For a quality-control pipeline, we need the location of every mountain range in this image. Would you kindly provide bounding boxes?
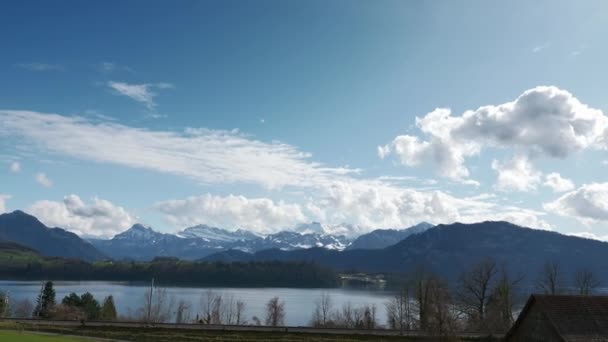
[203,221,608,285]
[88,222,355,261]
[3,210,608,287]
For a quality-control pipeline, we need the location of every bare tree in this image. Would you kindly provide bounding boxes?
[356,304,377,329]
[265,297,285,326]
[198,291,247,325]
[175,300,191,323]
[199,290,217,324]
[575,268,600,295]
[333,302,355,328]
[410,268,457,336]
[310,292,333,327]
[235,300,246,325]
[456,258,498,329]
[141,287,174,323]
[486,267,525,331]
[537,261,561,295]
[11,298,34,319]
[386,287,414,330]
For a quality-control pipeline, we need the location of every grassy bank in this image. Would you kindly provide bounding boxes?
[0,321,501,342]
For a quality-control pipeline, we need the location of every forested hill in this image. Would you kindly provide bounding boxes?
[205,221,608,285]
[0,244,338,287]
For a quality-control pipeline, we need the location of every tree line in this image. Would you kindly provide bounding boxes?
[0,258,337,287]
[0,258,601,335]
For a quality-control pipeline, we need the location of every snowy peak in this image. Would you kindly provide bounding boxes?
[263,230,352,251]
[177,224,259,242]
[113,224,163,241]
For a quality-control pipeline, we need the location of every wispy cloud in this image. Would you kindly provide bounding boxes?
[0,194,10,213]
[0,110,356,190]
[15,63,65,71]
[98,62,133,73]
[532,42,550,53]
[9,161,21,173]
[107,81,173,109]
[35,172,53,187]
[0,109,556,233]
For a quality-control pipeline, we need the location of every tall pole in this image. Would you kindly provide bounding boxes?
[147,277,154,323]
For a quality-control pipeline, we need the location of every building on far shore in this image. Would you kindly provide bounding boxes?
[505,294,608,342]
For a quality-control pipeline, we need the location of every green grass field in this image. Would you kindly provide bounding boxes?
[0,330,93,342]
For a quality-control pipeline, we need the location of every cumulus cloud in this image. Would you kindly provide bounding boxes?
[380,86,608,183]
[9,161,21,173]
[28,194,135,237]
[35,172,53,187]
[154,194,307,234]
[305,180,552,232]
[0,194,10,213]
[544,183,608,223]
[491,155,542,192]
[1,110,554,234]
[543,172,575,193]
[0,110,357,190]
[108,81,173,109]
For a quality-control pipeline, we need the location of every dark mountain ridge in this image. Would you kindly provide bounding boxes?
[204,221,608,285]
[346,222,433,250]
[0,210,106,261]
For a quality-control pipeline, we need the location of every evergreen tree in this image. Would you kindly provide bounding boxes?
[62,293,82,307]
[100,295,117,321]
[80,292,100,320]
[33,281,56,319]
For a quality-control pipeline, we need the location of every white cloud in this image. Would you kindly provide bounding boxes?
[108,81,173,109]
[377,144,391,159]
[28,194,135,237]
[154,194,307,234]
[35,172,53,188]
[543,172,575,193]
[544,183,608,224]
[0,194,10,213]
[1,110,553,234]
[15,63,64,71]
[532,42,550,53]
[9,161,21,173]
[0,110,357,190]
[567,231,608,242]
[380,86,608,183]
[305,180,551,234]
[155,184,552,236]
[491,155,542,192]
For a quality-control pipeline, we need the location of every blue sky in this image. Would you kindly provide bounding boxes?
[1,0,607,239]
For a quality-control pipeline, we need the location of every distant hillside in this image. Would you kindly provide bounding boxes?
[0,211,106,261]
[205,221,608,285]
[346,222,433,250]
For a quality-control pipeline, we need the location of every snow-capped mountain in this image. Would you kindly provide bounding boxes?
[346,222,434,250]
[113,224,162,241]
[237,231,352,252]
[177,224,259,242]
[90,222,429,261]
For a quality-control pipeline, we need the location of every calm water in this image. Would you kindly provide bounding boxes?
[0,281,395,326]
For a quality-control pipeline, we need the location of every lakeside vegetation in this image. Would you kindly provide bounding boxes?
[0,244,338,287]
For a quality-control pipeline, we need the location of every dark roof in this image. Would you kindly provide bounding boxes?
[507,294,608,341]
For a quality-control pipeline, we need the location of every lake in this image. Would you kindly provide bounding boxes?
[0,281,396,326]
